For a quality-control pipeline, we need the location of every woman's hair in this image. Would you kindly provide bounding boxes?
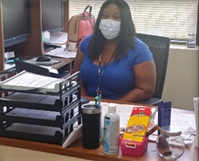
[88,0,136,61]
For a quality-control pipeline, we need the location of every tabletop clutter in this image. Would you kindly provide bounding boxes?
[81,102,158,157]
[80,100,196,160]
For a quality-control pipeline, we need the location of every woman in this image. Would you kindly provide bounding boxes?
[72,0,156,103]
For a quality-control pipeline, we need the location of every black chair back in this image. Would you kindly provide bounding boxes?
[136,33,170,104]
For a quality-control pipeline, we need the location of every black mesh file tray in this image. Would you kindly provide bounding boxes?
[0,120,79,145]
[0,92,80,113]
[0,72,82,145]
[0,70,80,95]
[1,100,81,128]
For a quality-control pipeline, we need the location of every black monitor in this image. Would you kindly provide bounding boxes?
[2,0,31,48]
[41,0,64,33]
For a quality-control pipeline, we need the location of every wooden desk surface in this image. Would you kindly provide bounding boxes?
[0,98,198,161]
[0,136,198,161]
[50,57,74,70]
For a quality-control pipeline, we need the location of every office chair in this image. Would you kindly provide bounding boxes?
[136,33,170,105]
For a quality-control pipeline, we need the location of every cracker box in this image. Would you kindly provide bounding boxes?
[123,107,151,142]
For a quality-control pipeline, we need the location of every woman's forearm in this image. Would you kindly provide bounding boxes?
[117,88,153,103]
[80,81,88,96]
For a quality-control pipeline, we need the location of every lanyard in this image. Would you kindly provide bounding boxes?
[96,47,118,96]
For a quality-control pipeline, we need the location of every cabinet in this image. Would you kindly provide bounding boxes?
[0,0,69,72]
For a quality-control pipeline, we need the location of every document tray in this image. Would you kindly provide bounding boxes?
[0,122,79,145]
[0,91,80,112]
[0,70,79,95]
[0,72,82,145]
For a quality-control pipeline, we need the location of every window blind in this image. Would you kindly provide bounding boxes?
[69,0,198,41]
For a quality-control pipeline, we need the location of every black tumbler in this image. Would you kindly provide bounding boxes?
[82,104,101,149]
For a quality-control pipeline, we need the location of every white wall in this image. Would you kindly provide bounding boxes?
[162,45,199,111]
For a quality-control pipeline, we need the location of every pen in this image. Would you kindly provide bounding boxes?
[98,94,101,108]
[145,125,160,137]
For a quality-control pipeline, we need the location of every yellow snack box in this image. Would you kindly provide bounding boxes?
[123,107,151,142]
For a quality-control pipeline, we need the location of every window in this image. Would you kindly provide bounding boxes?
[69,0,198,43]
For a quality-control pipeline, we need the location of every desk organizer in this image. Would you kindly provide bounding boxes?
[120,136,149,157]
[0,72,81,145]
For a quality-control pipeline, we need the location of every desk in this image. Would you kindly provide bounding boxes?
[0,98,198,161]
[50,57,74,77]
[51,57,74,72]
[0,57,74,80]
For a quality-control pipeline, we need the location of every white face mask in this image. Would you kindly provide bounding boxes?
[99,19,121,40]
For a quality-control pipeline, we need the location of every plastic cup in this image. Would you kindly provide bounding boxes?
[81,104,101,149]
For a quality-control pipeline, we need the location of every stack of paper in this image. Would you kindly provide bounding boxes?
[44,32,68,46]
[26,58,60,66]
[45,47,77,58]
[0,70,64,93]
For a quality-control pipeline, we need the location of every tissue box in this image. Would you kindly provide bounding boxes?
[120,136,149,157]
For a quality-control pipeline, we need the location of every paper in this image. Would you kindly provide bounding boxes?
[62,125,82,148]
[149,134,158,142]
[171,109,196,132]
[0,70,64,93]
[193,97,199,148]
[89,101,156,130]
[26,58,60,66]
[45,47,77,58]
[4,63,15,70]
[98,102,133,129]
[4,51,15,59]
[181,126,196,147]
[40,66,58,74]
[44,32,68,45]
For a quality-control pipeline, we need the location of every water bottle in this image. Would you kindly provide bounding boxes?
[43,30,50,41]
[103,103,120,154]
[186,32,196,48]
